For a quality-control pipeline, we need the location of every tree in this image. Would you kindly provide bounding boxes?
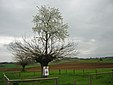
[9,42,32,72]
[8,6,78,77]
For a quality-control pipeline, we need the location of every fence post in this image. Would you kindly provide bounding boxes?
[66,69,67,74]
[19,72,21,77]
[95,69,97,78]
[83,69,84,76]
[90,75,92,85]
[3,73,5,85]
[73,69,75,75]
[112,70,113,78]
[74,80,76,85]
[59,69,61,75]
[55,78,58,85]
[3,75,6,85]
[34,72,35,76]
[3,73,10,85]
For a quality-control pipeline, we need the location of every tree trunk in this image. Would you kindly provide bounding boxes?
[40,63,49,78]
[41,64,43,77]
[45,31,48,55]
[22,65,25,72]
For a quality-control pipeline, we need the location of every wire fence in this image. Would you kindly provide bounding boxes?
[3,69,113,85]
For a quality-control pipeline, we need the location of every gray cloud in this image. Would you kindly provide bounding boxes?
[0,0,113,62]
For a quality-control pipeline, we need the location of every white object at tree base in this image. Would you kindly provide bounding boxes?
[43,66,49,76]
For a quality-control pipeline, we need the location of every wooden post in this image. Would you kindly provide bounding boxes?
[19,72,21,77]
[34,72,35,76]
[66,69,67,74]
[90,75,92,85]
[59,69,61,75]
[3,74,6,85]
[112,70,113,78]
[83,69,84,76]
[73,69,75,75]
[4,77,7,85]
[74,80,76,85]
[3,73,10,85]
[55,78,58,85]
[95,69,97,78]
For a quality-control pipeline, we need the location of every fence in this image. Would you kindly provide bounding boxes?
[73,71,113,85]
[56,69,113,76]
[3,69,113,85]
[3,73,58,85]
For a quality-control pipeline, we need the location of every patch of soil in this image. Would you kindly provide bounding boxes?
[49,62,113,70]
[1,62,113,72]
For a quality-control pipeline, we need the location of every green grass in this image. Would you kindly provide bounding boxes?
[0,57,113,69]
[1,68,113,85]
[0,63,19,68]
[0,63,39,69]
[77,58,113,63]
[0,58,113,85]
[0,72,4,85]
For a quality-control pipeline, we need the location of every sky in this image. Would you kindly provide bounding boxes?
[0,0,113,62]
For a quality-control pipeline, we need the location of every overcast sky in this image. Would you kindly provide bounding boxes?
[0,0,113,62]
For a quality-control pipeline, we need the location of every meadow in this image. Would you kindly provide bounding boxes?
[0,58,113,85]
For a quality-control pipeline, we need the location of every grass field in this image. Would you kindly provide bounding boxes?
[1,68,113,85]
[0,57,113,69]
[0,58,113,85]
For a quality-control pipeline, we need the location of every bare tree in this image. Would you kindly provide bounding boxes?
[8,6,78,77]
[9,42,32,72]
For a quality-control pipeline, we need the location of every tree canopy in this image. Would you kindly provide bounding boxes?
[8,6,78,76]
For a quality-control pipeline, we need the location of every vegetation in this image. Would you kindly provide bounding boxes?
[1,68,113,85]
[0,58,113,85]
[8,5,77,77]
[0,57,113,69]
